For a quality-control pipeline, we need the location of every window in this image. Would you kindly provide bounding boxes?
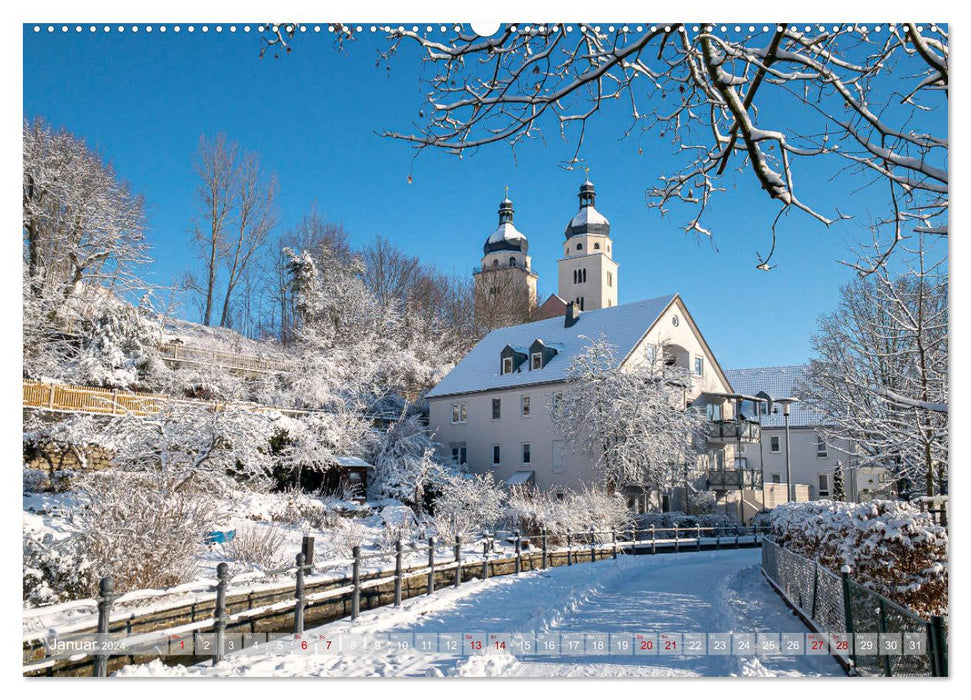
[522,443,531,465]
[492,398,501,420]
[706,403,722,421]
[594,242,601,250]
[576,243,583,251]
[565,246,569,256]
[607,271,612,287]
[492,444,501,465]
[509,257,517,267]
[818,474,829,496]
[694,356,704,376]
[450,402,467,424]
[735,457,748,469]
[492,259,498,268]
[451,444,467,465]
[521,395,531,418]
[771,474,781,484]
[770,436,781,453]
[502,357,513,375]
[816,435,828,457]
[739,443,746,454]
[531,352,542,370]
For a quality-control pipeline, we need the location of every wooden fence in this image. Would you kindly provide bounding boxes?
[23,526,766,677]
[159,343,291,374]
[23,380,311,418]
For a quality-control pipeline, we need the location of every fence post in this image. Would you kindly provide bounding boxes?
[696,525,702,552]
[811,561,819,619]
[427,537,436,595]
[213,562,229,665]
[301,534,315,573]
[734,524,740,549]
[878,599,892,677]
[351,546,361,620]
[294,554,306,634]
[541,528,548,569]
[566,529,572,566]
[651,525,656,555]
[589,527,596,563]
[515,530,522,574]
[715,526,721,550]
[674,525,680,553]
[394,538,403,607]
[929,615,947,677]
[840,565,856,672]
[630,526,637,555]
[454,535,462,588]
[483,540,490,580]
[93,577,114,677]
[612,529,618,559]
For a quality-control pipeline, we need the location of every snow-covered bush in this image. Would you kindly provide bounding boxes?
[226,525,289,574]
[23,467,75,494]
[431,472,504,542]
[505,486,632,541]
[268,491,340,529]
[75,298,165,390]
[328,517,370,559]
[366,413,450,512]
[687,489,718,515]
[23,528,90,606]
[634,511,732,530]
[769,500,948,617]
[75,472,211,594]
[377,505,420,549]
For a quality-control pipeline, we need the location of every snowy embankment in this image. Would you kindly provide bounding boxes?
[117,549,842,678]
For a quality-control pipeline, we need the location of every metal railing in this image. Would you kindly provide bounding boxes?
[761,537,947,677]
[707,468,764,489]
[709,418,761,443]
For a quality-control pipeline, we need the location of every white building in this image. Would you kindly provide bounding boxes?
[426,294,744,505]
[724,365,892,503]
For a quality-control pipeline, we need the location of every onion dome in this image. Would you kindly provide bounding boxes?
[483,197,529,254]
[564,179,611,239]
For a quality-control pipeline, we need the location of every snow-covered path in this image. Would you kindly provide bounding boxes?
[118,550,843,678]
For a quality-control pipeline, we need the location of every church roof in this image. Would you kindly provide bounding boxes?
[484,197,529,255]
[565,180,611,238]
[426,295,677,398]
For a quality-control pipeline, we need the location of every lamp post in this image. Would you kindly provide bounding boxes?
[776,397,799,502]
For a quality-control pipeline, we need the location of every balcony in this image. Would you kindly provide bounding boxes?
[708,418,761,443]
[707,469,764,490]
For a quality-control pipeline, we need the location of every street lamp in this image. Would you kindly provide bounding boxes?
[775,397,800,503]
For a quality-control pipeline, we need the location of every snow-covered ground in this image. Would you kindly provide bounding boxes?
[117,549,843,678]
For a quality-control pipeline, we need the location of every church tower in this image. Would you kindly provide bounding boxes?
[473,196,538,331]
[557,180,619,311]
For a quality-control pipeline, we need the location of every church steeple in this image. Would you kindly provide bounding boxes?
[558,179,618,311]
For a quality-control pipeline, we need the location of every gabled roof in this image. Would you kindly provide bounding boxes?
[426,295,677,399]
[724,365,826,428]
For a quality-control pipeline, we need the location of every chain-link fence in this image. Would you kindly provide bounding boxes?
[761,537,947,677]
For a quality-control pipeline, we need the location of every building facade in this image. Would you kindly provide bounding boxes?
[725,365,892,502]
[427,295,749,505]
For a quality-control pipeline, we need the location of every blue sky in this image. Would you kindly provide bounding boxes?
[22,25,939,369]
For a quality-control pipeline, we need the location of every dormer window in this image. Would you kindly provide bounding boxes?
[502,357,513,375]
[528,339,558,370]
[531,352,542,370]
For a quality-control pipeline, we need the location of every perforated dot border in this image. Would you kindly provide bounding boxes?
[29,23,941,36]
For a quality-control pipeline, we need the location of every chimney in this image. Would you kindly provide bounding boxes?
[565,301,581,328]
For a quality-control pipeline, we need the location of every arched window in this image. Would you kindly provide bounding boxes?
[594,242,601,250]
[576,243,583,251]
[572,270,577,284]
[565,246,569,256]
[492,259,499,268]
[509,257,517,267]
[580,297,585,310]
[581,268,587,283]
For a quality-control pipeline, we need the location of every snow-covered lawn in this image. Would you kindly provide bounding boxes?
[117,549,843,678]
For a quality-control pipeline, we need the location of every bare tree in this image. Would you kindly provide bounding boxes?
[372,24,947,270]
[190,134,238,326]
[361,235,422,307]
[219,151,278,327]
[803,236,947,496]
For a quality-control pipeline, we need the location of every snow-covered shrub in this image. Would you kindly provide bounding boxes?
[687,489,718,515]
[377,505,420,549]
[23,528,90,606]
[270,491,340,529]
[23,467,75,494]
[75,472,211,594]
[769,500,948,617]
[328,517,370,559]
[75,298,165,391]
[226,525,289,574]
[505,486,632,542]
[431,472,504,543]
[366,413,450,512]
[634,511,732,530]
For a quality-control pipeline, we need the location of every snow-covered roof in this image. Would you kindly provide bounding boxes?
[485,221,528,251]
[506,470,535,486]
[568,205,610,230]
[723,365,827,428]
[426,295,677,399]
[333,456,374,468]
